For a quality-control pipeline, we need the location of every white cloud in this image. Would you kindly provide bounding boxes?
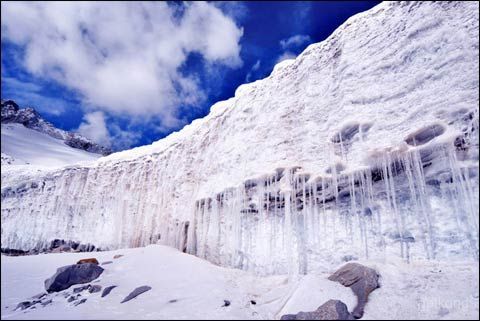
[1,76,68,115]
[77,111,112,147]
[1,1,244,132]
[275,52,297,64]
[280,34,311,50]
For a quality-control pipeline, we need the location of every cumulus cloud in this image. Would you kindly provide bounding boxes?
[1,1,244,140]
[276,34,311,65]
[275,52,297,64]
[280,34,311,50]
[1,76,68,115]
[77,111,142,150]
[77,111,112,147]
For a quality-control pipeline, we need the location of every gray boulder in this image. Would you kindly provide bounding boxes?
[74,298,87,306]
[73,285,90,293]
[101,285,117,298]
[41,299,52,307]
[281,300,353,320]
[120,286,152,303]
[44,263,104,293]
[15,301,39,311]
[328,263,380,319]
[89,285,102,293]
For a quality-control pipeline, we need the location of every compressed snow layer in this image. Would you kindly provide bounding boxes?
[1,245,478,320]
[1,1,479,274]
[1,124,101,167]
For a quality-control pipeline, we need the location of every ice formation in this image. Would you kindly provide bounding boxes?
[1,1,479,275]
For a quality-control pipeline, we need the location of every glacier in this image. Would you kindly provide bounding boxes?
[1,1,479,275]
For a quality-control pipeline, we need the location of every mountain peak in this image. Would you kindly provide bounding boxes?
[1,99,112,156]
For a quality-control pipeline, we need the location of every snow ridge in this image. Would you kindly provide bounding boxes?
[1,99,111,156]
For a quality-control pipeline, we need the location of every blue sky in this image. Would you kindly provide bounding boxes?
[1,1,379,151]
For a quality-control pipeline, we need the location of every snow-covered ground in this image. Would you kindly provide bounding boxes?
[1,123,102,187]
[1,245,478,320]
[1,123,101,167]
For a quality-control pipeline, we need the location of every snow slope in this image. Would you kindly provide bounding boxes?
[1,123,102,167]
[1,245,478,320]
[1,1,479,275]
[1,123,103,188]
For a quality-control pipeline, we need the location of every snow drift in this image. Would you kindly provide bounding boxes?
[1,1,479,275]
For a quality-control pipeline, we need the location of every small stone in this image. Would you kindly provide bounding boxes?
[74,298,87,306]
[113,254,124,259]
[250,300,257,305]
[101,261,113,265]
[73,285,90,293]
[41,299,53,307]
[67,296,76,302]
[15,301,33,311]
[168,299,178,303]
[77,258,99,265]
[120,286,152,303]
[222,300,231,307]
[438,307,449,317]
[101,285,117,298]
[88,285,102,293]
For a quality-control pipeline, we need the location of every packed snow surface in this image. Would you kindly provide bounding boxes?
[1,123,103,188]
[1,1,479,275]
[1,124,101,167]
[1,245,478,320]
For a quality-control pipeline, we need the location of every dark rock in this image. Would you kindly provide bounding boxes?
[74,298,87,306]
[250,300,257,305]
[222,300,231,307]
[328,263,380,319]
[342,255,358,262]
[44,263,104,293]
[405,124,446,146]
[101,261,113,265]
[67,296,76,302]
[88,285,102,293]
[77,243,96,252]
[168,299,178,303]
[77,258,99,265]
[113,254,124,259]
[0,248,28,256]
[120,286,152,303]
[280,300,353,320]
[41,299,52,307]
[51,245,71,253]
[73,285,90,293]
[101,285,117,298]
[15,301,36,311]
[49,239,64,249]
[1,100,20,122]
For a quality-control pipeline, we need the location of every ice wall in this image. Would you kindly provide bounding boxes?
[190,140,479,275]
[1,1,479,274]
